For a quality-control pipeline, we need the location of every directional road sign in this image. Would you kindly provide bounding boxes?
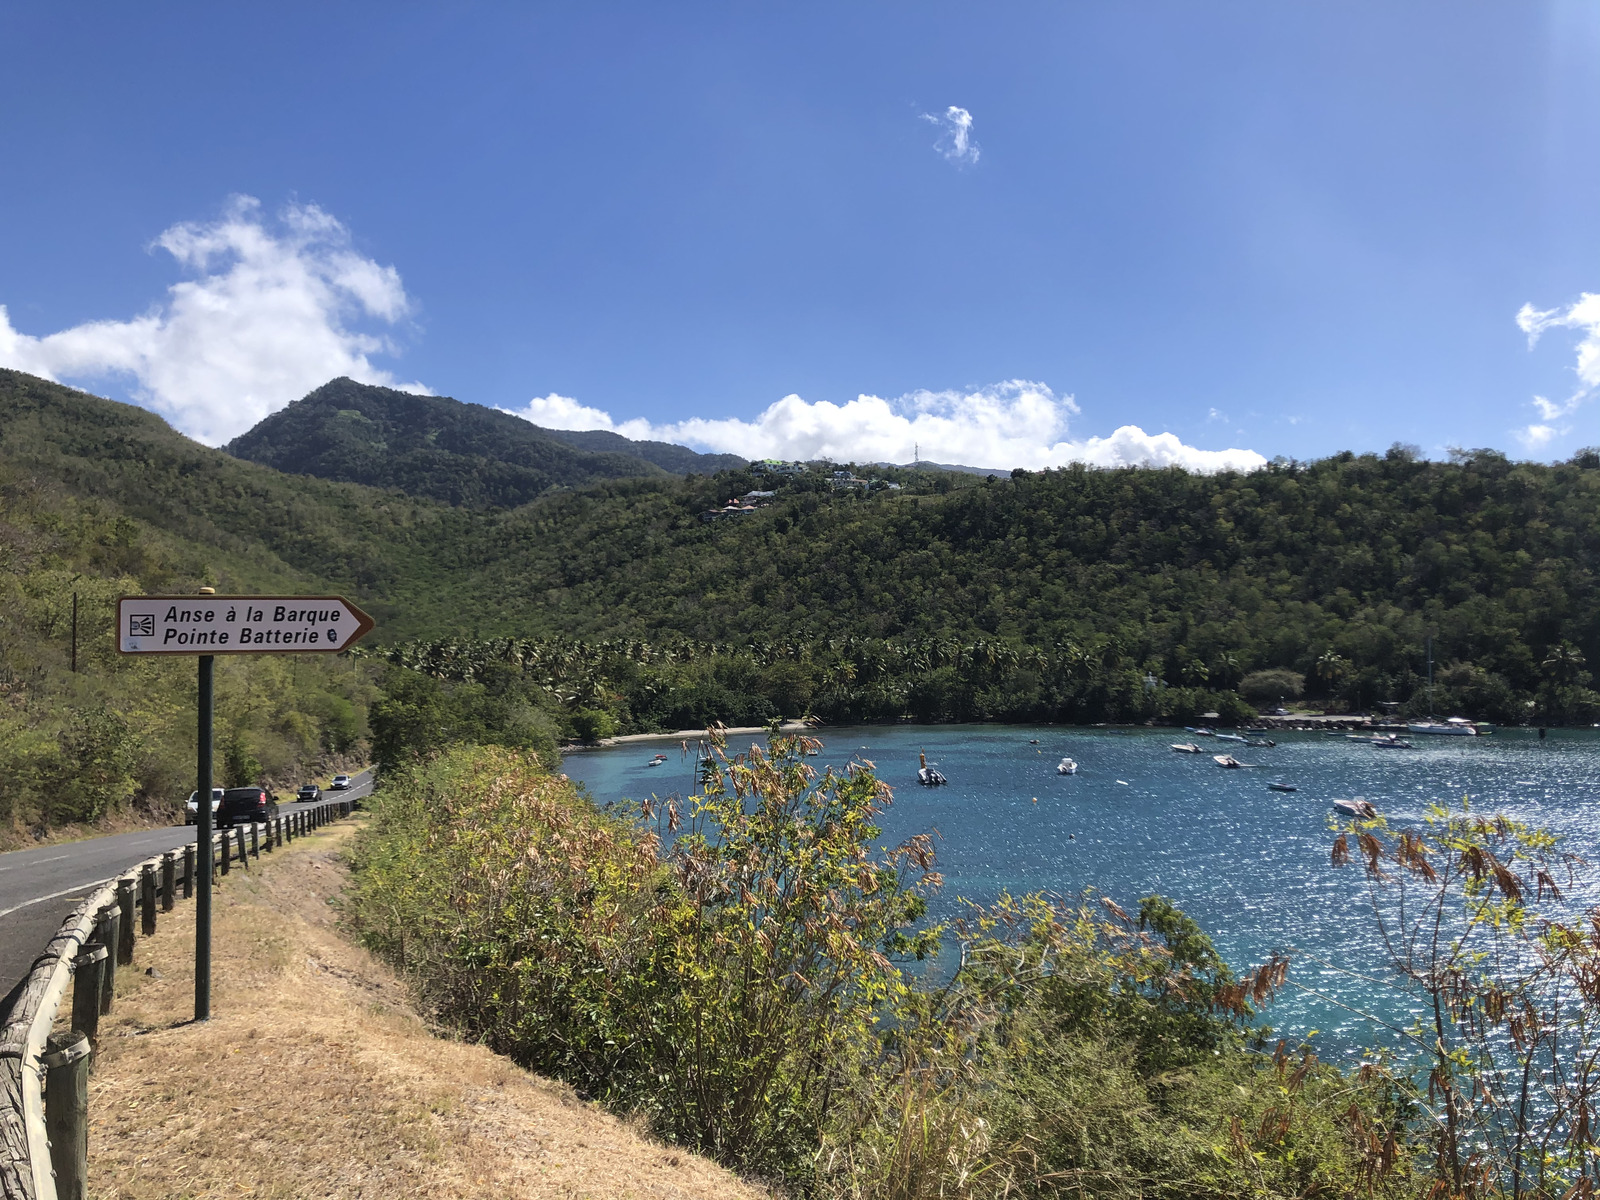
[117,595,375,655]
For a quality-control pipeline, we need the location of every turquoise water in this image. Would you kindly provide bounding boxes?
[561,725,1600,1060]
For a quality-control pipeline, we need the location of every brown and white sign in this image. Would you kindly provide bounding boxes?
[117,595,375,655]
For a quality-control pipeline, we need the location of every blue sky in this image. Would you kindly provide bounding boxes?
[1,2,1597,468]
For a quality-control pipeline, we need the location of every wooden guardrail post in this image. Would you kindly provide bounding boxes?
[139,865,157,938]
[161,853,176,912]
[182,845,195,899]
[114,880,135,966]
[218,830,229,877]
[233,827,246,869]
[42,1030,91,1200]
[69,945,107,1064]
[95,906,118,1015]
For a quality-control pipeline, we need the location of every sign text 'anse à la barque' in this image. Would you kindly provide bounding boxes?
[117,595,375,655]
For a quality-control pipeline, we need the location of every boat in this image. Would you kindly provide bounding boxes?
[645,753,669,767]
[1170,743,1204,753]
[1244,738,1276,748]
[1268,782,1297,792]
[1333,797,1377,819]
[917,751,948,787]
[1215,732,1247,743]
[1371,734,1412,749]
[1213,754,1248,769]
[1407,721,1478,737]
[1057,757,1077,775]
[1185,726,1217,737]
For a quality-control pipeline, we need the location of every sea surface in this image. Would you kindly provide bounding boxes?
[561,724,1600,1061]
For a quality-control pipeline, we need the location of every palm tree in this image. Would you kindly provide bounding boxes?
[1542,642,1587,686]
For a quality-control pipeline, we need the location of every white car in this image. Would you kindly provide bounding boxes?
[185,787,223,825]
[330,774,351,790]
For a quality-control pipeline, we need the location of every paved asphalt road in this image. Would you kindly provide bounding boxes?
[0,770,373,1002]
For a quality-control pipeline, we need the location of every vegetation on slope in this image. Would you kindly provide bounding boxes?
[541,424,747,475]
[225,376,740,507]
[0,370,380,841]
[17,369,1600,727]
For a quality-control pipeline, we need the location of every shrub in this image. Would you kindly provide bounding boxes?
[1239,668,1305,704]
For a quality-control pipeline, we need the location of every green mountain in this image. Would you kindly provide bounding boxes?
[0,368,449,837]
[9,366,1600,785]
[225,377,742,507]
[539,426,746,475]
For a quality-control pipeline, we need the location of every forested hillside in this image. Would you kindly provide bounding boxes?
[0,370,390,841]
[225,376,741,506]
[382,447,1600,730]
[7,367,1600,825]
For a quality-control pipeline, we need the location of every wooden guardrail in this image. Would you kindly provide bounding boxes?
[0,798,356,1200]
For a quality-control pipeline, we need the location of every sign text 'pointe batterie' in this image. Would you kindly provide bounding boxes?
[117,595,376,655]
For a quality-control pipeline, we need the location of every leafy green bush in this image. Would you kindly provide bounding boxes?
[570,707,619,742]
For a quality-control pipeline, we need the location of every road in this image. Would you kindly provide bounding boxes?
[0,770,373,1002]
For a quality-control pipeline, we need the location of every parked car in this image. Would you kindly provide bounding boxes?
[218,787,279,828]
[185,787,224,825]
[297,783,322,803]
[330,774,351,791]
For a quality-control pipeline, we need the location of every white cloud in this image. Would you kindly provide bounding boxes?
[502,380,1267,474]
[1515,293,1600,449]
[921,105,980,166]
[0,196,426,444]
[1520,423,1558,449]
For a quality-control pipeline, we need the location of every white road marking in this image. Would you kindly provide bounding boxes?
[0,853,72,874]
[0,880,108,920]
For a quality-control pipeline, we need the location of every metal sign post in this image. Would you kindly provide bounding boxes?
[118,591,375,1021]
[196,652,214,1020]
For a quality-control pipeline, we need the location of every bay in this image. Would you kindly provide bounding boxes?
[561,723,1600,1060]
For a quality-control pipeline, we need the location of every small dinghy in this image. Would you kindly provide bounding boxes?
[1057,757,1078,775]
[1268,782,1297,793]
[645,753,669,767]
[1333,797,1377,819]
[1371,734,1412,749]
[917,751,948,787]
[1171,743,1204,753]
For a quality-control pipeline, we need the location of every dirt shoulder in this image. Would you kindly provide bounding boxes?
[81,818,767,1200]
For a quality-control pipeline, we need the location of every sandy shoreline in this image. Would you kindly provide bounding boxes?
[560,720,813,752]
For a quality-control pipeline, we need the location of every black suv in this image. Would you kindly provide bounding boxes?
[217,787,279,828]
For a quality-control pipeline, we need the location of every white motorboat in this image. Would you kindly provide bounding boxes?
[1171,743,1204,753]
[1213,754,1248,769]
[917,751,948,786]
[1371,734,1412,749]
[1215,733,1247,743]
[1407,722,1476,736]
[1057,757,1078,775]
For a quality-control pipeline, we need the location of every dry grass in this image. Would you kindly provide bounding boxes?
[79,818,768,1200]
